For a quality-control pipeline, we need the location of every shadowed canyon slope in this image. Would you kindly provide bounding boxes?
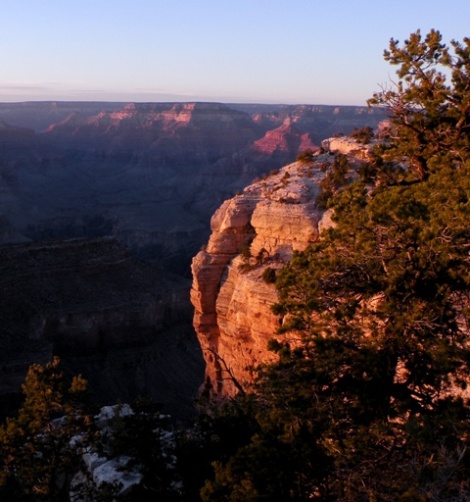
[0,237,203,419]
[0,101,384,272]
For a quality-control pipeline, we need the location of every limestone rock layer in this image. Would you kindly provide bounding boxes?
[191,157,330,395]
[191,137,373,396]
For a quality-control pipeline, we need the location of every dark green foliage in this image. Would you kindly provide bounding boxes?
[196,393,331,502]
[240,241,252,260]
[0,357,94,501]
[316,154,350,208]
[350,125,374,144]
[261,267,276,284]
[368,29,470,182]
[268,30,470,498]
[357,144,405,185]
[200,29,470,501]
[296,149,316,163]
[99,399,181,502]
[268,158,470,498]
[208,163,470,500]
[0,365,183,502]
[255,248,269,265]
[178,398,262,502]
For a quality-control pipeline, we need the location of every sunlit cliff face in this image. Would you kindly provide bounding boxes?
[191,138,372,396]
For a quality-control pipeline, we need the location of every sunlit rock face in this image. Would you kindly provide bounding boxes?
[251,118,317,157]
[43,102,260,156]
[191,163,322,395]
[191,139,371,396]
[321,136,373,159]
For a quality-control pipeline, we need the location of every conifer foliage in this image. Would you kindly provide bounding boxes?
[368,29,470,182]
[201,30,470,501]
[0,357,93,501]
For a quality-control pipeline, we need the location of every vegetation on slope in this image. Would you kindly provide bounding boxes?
[0,358,93,500]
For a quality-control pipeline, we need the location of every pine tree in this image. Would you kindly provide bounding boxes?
[0,357,93,501]
[201,30,470,501]
[368,29,470,182]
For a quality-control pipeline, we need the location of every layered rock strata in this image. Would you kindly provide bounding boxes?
[0,102,384,274]
[191,138,372,396]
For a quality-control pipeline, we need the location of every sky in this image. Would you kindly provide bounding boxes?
[1,0,470,106]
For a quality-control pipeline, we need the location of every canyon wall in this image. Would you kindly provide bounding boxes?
[0,102,382,417]
[191,139,371,396]
[0,102,384,273]
[0,237,203,419]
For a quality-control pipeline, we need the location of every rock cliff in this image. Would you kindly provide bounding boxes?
[251,118,317,158]
[191,140,371,396]
[0,103,385,421]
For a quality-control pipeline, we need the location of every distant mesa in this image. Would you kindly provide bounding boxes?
[252,118,318,156]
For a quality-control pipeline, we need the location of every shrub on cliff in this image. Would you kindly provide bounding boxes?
[261,267,276,284]
[296,148,316,163]
[0,362,183,502]
[350,125,374,144]
[316,153,350,208]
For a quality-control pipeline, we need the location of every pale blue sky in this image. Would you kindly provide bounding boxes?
[1,0,469,105]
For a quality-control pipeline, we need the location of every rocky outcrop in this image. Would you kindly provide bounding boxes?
[70,404,179,500]
[321,136,373,159]
[191,163,324,395]
[251,118,317,157]
[191,139,370,396]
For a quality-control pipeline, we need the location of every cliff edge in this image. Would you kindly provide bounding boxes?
[191,137,372,395]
